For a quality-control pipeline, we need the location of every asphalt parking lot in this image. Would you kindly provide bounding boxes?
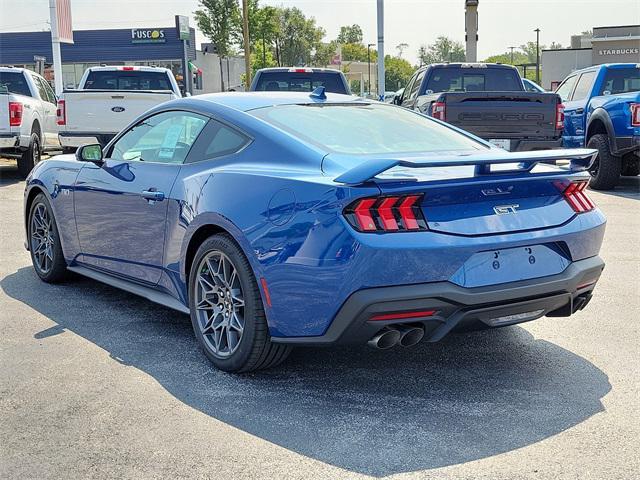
[0,158,638,480]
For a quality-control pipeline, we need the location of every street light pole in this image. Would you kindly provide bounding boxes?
[367,43,374,95]
[534,28,540,84]
[509,46,515,64]
[376,0,385,101]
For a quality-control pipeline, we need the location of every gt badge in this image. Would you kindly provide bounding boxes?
[493,204,519,215]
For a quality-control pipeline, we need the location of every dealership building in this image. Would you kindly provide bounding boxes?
[541,24,640,90]
[0,25,245,93]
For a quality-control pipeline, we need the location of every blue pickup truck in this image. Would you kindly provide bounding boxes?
[556,63,639,190]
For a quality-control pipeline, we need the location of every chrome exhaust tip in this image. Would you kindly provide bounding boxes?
[367,327,401,350]
[397,325,425,347]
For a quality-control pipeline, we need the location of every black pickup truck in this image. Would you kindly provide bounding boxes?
[396,63,564,152]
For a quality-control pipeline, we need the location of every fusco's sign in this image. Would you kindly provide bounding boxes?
[131,29,166,43]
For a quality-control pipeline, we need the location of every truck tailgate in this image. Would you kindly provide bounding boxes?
[442,92,560,139]
[62,90,175,133]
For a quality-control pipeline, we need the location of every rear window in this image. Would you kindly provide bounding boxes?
[425,67,522,93]
[84,70,172,90]
[598,67,640,95]
[254,72,347,94]
[0,72,31,97]
[250,103,484,155]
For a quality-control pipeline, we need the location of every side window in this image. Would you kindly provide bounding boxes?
[401,74,417,104]
[32,76,50,102]
[555,75,577,102]
[109,111,207,164]
[571,71,597,101]
[43,79,57,104]
[408,70,425,99]
[186,119,250,163]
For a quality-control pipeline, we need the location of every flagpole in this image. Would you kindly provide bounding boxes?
[49,0,64,95]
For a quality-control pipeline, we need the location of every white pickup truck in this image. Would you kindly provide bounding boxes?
[0,67,60,177]
[56,66,182,150]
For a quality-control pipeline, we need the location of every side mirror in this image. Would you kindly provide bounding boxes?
[76,144,104,165]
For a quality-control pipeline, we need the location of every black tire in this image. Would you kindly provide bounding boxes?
[28,193,68,283]
[587,134,621,190]
[188,234,291,373]
[621,160,639,177]
[17,132,42,179]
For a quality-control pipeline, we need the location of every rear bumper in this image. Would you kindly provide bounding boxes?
[272,255,604,345]
[0,133,20,149]
[59,132,116,148]
[511,138,563,152]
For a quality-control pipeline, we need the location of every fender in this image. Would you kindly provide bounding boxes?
[586,108,618,152]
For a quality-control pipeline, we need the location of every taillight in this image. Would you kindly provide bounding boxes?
[431,101,446,121]
[555,102,565,130]
[344,195,428,233]
[120,66,135,71]
[631,103,640,127]
[555,180,595,213]
[56,99,66,125]
[8,101,22,127]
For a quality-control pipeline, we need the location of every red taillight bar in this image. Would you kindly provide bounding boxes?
[120,66,135,71]
[8,101,22,127]
[345,195,427,233]
[56,99,66,126]
[555,180,595,213]
[630,103,640,127]
[370,310,437,321]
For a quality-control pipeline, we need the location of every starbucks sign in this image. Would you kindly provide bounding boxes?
[131,29,166,43]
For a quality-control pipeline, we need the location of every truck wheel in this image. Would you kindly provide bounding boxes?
[587,134,621,191]
[621,159,639,177]
[17,133,42,179]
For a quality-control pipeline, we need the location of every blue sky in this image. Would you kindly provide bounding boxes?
[1,0,638,64]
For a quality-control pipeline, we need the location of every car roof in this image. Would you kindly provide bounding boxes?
[418,62,518,71]
[255,67,343,74]
[187,91,364,112]
[87,65,171,72]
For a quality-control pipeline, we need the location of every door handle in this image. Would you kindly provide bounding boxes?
[141,190,165,201]
[575,108,584,114]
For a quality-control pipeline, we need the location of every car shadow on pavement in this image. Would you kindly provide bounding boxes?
[1,267,611,477]
[590,175,639,199]
[0,163,23,186]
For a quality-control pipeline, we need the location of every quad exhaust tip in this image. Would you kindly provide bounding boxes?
[368,325,425,349]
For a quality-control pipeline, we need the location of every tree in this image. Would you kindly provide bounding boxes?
[313,41,338,67]
[273,7,324,66]
[341,42,376,62]
[195,0,242,91]
[520,41,547,63]
[251,41,276,75]
[337,24,363,45]
[396,42,409,58]
[252,4,279,66]
[484,51,529,66]
[548,41,563,50]
[384,55,413,90]
[417,36,465,65]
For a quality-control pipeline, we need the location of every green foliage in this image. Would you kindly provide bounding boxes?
[194,0,242,58]
[251,42,277,74]
[273,6,325,66]
[417,36,465,65]
[519,41,546,63]
[337,24,363,44]
[342,42,377,62]
[384,55,414,91]
[484,51,529,66]
[313,41,338,67]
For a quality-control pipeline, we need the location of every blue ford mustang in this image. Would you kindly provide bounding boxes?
[24,91,606,372]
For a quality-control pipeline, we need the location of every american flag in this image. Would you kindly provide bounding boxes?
[55,0,74,44]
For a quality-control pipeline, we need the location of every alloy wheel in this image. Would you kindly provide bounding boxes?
[30,203,54,274]
[194,251,245,358]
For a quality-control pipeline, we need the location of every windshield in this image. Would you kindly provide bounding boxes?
[598,67,640,95]
[84,70,172,90]
[250,103,485,155]
[0,72,31,97]
[425,67,522,93]
[254,72,347,94]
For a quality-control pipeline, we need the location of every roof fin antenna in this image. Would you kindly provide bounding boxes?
[309,86,327,100]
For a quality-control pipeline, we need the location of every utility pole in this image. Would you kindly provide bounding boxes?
[376,0,385,101]
[242,0,251,90]
[509,46,516,64]
[464,0,479,62]
[534,28,540,84]
[367,43,374,95]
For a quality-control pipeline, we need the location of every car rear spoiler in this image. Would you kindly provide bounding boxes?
[333,148,597,186]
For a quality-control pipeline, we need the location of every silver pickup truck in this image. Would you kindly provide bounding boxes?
[0,67,60,177]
